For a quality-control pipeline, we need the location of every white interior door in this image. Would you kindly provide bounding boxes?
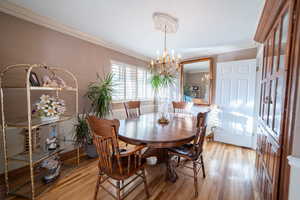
[215,59,257,148]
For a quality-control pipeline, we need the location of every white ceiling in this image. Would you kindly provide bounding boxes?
[6,0,264,60]
[184,61,210,73]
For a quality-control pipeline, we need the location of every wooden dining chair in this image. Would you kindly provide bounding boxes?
[172,101,187,113]
[124,101,141,118]
[168,112,208,197]
[172,101,189,113]
[87,116,150,200]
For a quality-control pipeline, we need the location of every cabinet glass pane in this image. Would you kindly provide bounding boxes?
[260,83,265,117]
[273,26,280,72]
[274,78,283,135]
[263,82,269,122]
[269,80,275,128]
[279,11,289,71]
[267,39,273,77]
[273,11,289,135]
[263,45,268,79]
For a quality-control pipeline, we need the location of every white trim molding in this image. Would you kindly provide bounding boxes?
[288,156,300,168]
[0,0,150,62]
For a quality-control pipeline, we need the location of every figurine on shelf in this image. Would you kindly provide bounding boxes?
[46,137,58,150]
[44,164,61,184]
[52,74,66,88]
[40,155,61,184]
[46,125,59,150]
[42,75,58,87]
[42,71,66,88]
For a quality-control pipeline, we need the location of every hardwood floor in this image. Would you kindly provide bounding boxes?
[12,142,259,200]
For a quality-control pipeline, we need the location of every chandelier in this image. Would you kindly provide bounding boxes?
[150,13,181,75]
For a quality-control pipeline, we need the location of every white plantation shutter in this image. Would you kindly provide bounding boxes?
[111,63,125,101]
[137,68,147,99]
[170,78,180,101]
[156,75,180,102]
[125,65,137,100]
[146,72,154,99]
[111,60,153,101]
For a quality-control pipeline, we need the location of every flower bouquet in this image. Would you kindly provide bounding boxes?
[35,94,66,122]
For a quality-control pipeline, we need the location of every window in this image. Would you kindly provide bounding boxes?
[156,77,180,101]
[111,61,154,101]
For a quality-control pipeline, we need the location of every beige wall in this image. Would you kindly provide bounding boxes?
[0,12,152,174]
[288,43,300,200]
[0,12,148,113]
[289,54,300,200]
[292,75,300,157]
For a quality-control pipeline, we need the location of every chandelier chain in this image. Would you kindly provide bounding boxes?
[150,15,181,76]
[164,25,167,51]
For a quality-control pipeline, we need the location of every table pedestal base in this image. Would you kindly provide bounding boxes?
[143,148,178,182]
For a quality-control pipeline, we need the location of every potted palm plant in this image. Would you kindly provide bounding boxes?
[86,73,114,118]
[74,73,114,158]
[150,73,176,92]
[75,73,114,157]
[74,113,97,158]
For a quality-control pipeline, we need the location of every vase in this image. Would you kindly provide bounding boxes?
[40,116,59,122]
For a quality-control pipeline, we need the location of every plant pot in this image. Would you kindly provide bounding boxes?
[40,116,59,122]
[85,144,98,158]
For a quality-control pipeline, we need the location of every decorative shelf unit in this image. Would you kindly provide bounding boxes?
[0,64,79,199]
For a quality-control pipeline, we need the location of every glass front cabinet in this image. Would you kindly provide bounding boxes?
[255,1,295,200]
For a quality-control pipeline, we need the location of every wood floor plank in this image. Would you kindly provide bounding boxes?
[11,142,259,200]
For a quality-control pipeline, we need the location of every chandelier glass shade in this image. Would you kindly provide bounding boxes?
[150,25,181,76]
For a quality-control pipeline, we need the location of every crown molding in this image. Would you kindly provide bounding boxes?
[288,156,300,168]
[0,1,150,62]
[182,45,258,61]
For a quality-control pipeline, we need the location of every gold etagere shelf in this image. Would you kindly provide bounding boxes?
[0,64,79,200]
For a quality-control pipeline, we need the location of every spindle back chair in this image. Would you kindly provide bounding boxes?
[124,101,141,118]
[168,111,209,197]
[87,116,150,200]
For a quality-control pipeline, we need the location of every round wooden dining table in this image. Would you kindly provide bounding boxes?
[118,112,198,182]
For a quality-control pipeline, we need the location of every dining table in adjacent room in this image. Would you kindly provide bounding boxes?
[118,112,198,182]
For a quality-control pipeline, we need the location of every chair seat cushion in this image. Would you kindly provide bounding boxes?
[119,148,127,153]
[168,143,198,160]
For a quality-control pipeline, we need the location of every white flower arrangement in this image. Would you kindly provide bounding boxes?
[36,94,66,118]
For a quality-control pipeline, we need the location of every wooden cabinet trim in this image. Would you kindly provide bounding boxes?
[254,0,291,43]
[256,1,299,200]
